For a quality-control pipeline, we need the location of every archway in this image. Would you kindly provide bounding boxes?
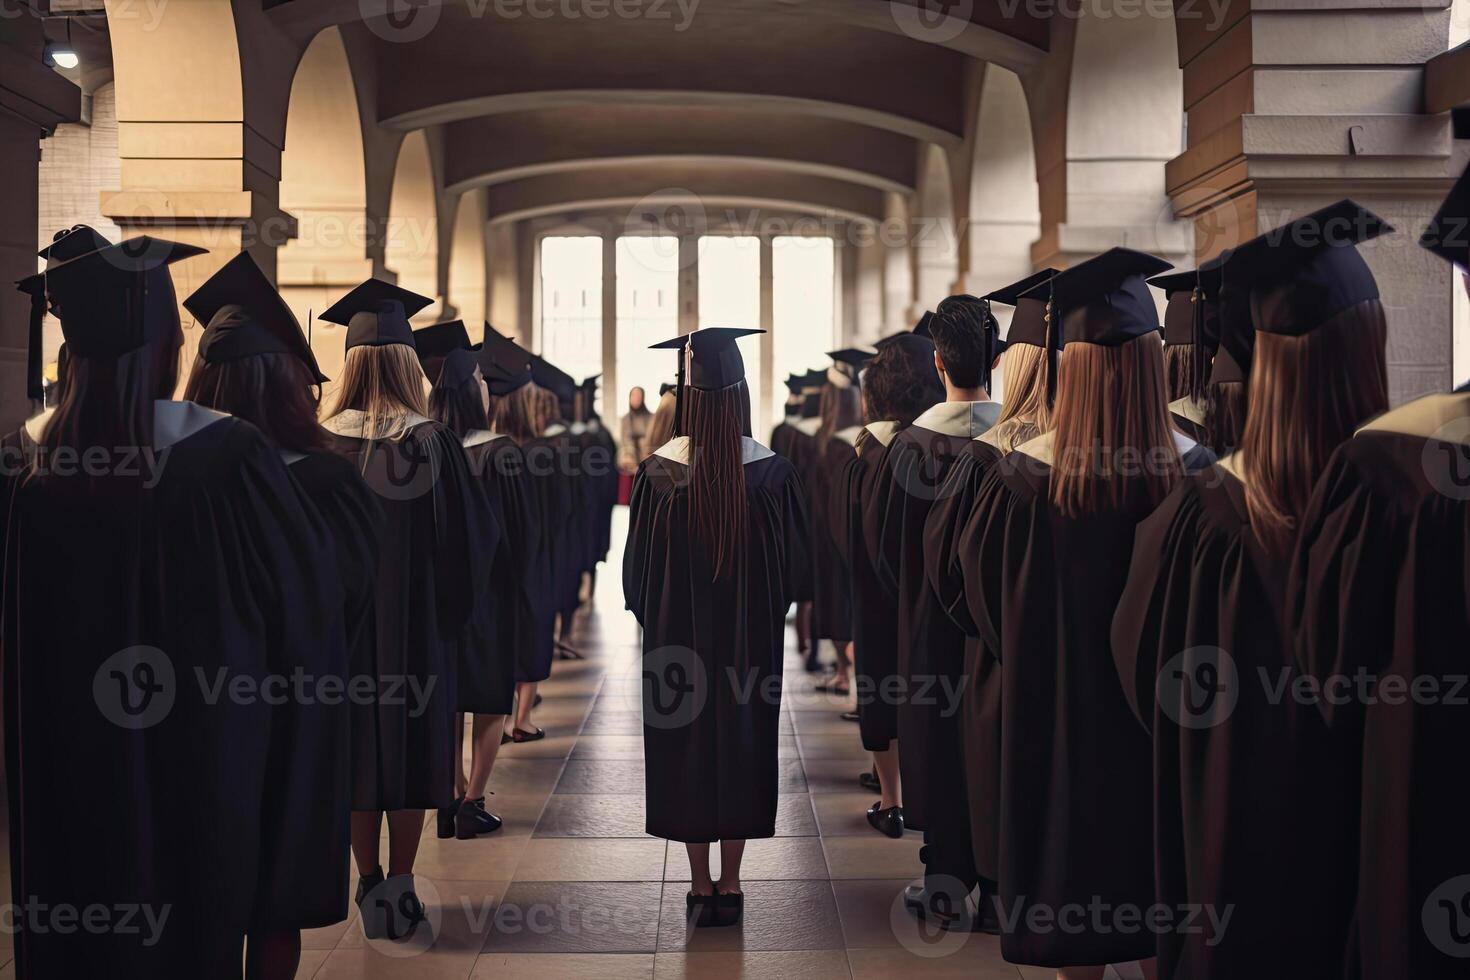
[911,144,960,313]
[446,190,488,336]
[385,128,441,320]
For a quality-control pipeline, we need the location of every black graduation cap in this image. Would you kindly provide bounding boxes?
[650,326,765,436]
[1224,199,1390,336]
[1208,343,1247,385]
[984,268,1058,350]
[913,311,935,338]
[15,226,118,400]
[1454,104,1470,140]
[321,278,433,351]
[1421,159,1470,268]
[481,335,534,397]
[1148,269,1199,347]
[42,235,207,363]
[185,251,329,384]
[527,352,578,405]
[783,372,806,394]
[433,347,480,393]
[828,348,875,371]
[413,319,472,360]
[659,381,677,397]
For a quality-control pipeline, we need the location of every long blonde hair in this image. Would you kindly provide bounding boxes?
[988,343,1053,453]
[1049,335,1183,517]
[646,389,678,451]
[491,383,541,444]
[1240,299,1388,553]
[326,343,428,440]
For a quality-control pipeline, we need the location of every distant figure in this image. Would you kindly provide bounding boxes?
[619,385,654,471]
[645,383,678,455]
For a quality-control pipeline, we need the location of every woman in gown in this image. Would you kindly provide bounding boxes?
[1112,201,1389,979]
[960,248,1214,978]
[1285,186,1470,980]
[4,237,348,978]
[181,252,382,978]
[417,322,538,838]
[318,280,494,942]
[832,333,943,837]
[625,327,811,927]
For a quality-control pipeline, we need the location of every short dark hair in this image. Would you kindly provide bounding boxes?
[928,299,995,389]
[864,339,943,425]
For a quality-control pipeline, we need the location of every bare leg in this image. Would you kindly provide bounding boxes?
[873,743,901,810]
[385,810,424,877]
[795,603,812,654]
[834,641,854,691]
[244,930,301,980]
[466,713,508,799]
[1057,968,1106,980]
[716,839,746,895]
[512,682,538,733]
[453,712,468,799]
[350,811,382,876]
[686,843,714,895]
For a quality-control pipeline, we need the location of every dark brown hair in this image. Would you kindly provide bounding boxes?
[862,342,943,426]
[1049,335,1183,517]
[1203,380,1247,457]
[428,371,490,438]
[38,324,181,462]
[1164,344,1195,403]
[1240,298,1388,552]
[816,383,862,452]
[184,352,330,453]
[685,381,749,580]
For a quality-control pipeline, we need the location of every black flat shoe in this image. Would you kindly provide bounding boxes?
[714,888,744,927]
[508,726,545,743]
[902,884,968,931]
[436,796,465,839]
[858,770,880,792]
[355,867,386,939]
[455,796,503,839]
[686,891,718,928]
[840,710,860,722]
[385,876,427,942]
[866,801,905,839]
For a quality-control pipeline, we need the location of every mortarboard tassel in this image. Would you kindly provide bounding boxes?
[1189,284,1211,402]
[1043,276,1058,408]
[672,337,688,438]
[25,284,46,403]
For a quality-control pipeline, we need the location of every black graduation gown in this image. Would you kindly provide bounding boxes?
[1111,460,1357,980]
[581,419,619,565]
[271,449,382,930]
[540,422,590,622]
[3,403,349,977]
[1287,395,1470,980]
[871,401,1000,863]
[458,431,535,715]
[518,431,565,681]
[769,419,795,461]
[322,411,493,811]
[921,432,1006,881]
[810,429,859,642]
[839,422,903,752]
[963,430,1215,967]
[624,436,811,843]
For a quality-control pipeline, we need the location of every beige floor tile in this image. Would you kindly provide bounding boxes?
[471,952,655,980]
[812,792,902,837]
[324,879,508,977]
[788,710,862,735]
[662,836,828,881]
[652,949,851,980]
[413,834,529,881]
[568,735,648,761]
[796,734,871,760]
[485,881,664,953]
[655,879,845,952]
[846,940,1023,979]
[822,834,924,879]
[830,878,918,948]
[535,793,647,837]
[514,838,666,882]
[803,757,880,794]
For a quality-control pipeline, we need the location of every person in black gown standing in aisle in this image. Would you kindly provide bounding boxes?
[869,297,1002,930]
[318,280,495,942]
[181,252,383,979]
[960,248,1214,979]
[3,237,350,979]
[1286,185,1470,980]
[834,332,943,836]
[573,375,619,599]
[416,320,537,839]
[784,369,826,669]
[625,327,811,927]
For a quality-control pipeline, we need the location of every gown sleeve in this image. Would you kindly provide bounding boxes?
[490,442,540,645]
[868,438,910,597]
[781,461,814,608]
[1110,481,1202,732]
[958,462,1017,658]
[923,448,987,637]
[622,464,658,627]
[428,425,499,638]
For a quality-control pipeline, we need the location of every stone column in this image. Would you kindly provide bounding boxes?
[677,234,700,335]
[758,234,776,437]
[601,232,618,415]
[1168,0,1459,403]
[0,5,80,431]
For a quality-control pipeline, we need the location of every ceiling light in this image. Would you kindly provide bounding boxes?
[45,43,79,70]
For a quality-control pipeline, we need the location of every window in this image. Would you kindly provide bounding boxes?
[771,236,837,429]
[698,236,763,433]
[615,236,679,418]
[539,236,603,410]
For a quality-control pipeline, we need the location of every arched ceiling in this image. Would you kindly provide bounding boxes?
[261,0,1051,225]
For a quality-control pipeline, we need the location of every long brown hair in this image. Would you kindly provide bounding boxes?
[38,337,180,462]
[685,381,749,579]
[1239,299,1388,552]
[816,383,862,452]
[184,352,330,453]
[989,342,1053,453]
[326,343,428,441]
[1164,344,1195,403]
[428,369,490,438]
[491,383,542,445]
[1204,380,1247,457]
[1049,336,1183,517]
[646,388,677,452]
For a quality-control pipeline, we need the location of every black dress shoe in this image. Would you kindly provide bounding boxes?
[455,796,503,839]
[840,710,860,722]
[714,888,744,927]
[902,884,968,931]
[858,770,880,792]
[686,891,718,928]
[867,801,905,838]
[355,867,387,939]
[385,875,427,942]
[436,796,465,839]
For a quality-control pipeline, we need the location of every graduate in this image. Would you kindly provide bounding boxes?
[1148,271,1208,443]
[530,354,592,656]
[869,295,1001,929]
[482,332,560,742]
[960,248,1214,977]
[3,236,348,978]
[625,326,811,927]
[769,372,806,459]
[572,375,620,593]
[181,252,383,978]
[1286,186,1470,979]
[922,268,1056,901]
[834,332,943,835]
[809,349,870,697]
[1112,201,1390,979]
[318,280,494,941]
[646,380,678,453]
[417,320,537,839]
[784,369,827,669]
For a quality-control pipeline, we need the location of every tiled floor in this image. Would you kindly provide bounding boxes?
[0,511,1121,980]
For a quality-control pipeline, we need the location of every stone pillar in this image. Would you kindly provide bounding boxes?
[0,6,80,430]
[881,193,914,332]
[759,234,775,437]
[601,232,618,416]
[1168,0,1458,403]
[854,230,886,344]
[677,234,700,336]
